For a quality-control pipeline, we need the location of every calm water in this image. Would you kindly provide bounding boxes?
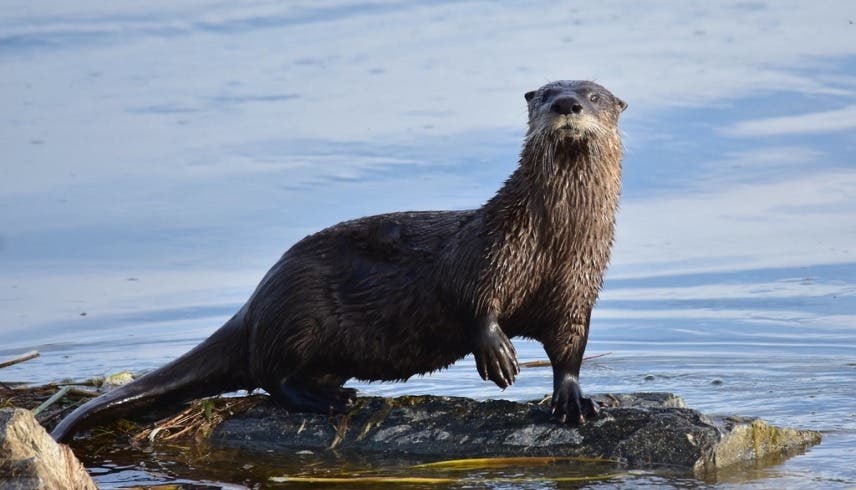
[1,1,855,488]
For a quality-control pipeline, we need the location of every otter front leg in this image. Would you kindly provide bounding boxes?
[544,312,598,424]
[473,313,519,389]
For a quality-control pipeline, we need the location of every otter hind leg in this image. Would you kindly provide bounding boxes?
[269,379,356,414]
[551,374,599,424]
[544,311,599,425]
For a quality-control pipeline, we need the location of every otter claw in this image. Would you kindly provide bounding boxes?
[474,320,518,389]
[551,375,598,425]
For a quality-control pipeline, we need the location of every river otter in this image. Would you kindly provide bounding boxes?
[52,80,627,442]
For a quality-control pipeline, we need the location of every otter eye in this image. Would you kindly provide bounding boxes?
[589,94,601,103]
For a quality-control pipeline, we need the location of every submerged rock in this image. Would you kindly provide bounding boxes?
[203,393,820,476]
[0,408,96,490]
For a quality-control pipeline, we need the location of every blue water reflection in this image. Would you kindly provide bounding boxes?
[1,1,855,487]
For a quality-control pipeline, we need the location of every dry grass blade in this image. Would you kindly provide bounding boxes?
[519,360,551,368]
[520,352,612,369]
[269,474,625,484]
[269,476,456,484]
[0,383,96,427]
[31,386,72,417]
[412,455,621,470]
[523,474,625,482]
[582,351,613,361]
[120,485,183,490]
[132,396,263,444]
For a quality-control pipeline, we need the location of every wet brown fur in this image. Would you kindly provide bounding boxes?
[52,80,626,441]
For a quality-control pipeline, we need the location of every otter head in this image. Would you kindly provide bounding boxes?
[524,80,627,142]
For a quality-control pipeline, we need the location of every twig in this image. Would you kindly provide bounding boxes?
[583,351,612,361]
[37,397,88,424]
[0,350,39,369]
[520,352,612,369]
[519,360,551,368]
[31,386,72,417]
[58,378,102,388]
[67,387,99,398]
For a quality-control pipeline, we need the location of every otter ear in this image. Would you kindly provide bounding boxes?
[524,90,536,103]
[616,98,628,112]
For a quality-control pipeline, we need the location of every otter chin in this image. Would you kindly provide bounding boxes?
[558,123,587,138]
[52,80,628,442]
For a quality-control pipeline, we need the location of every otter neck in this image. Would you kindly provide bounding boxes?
[484,136,622,243]
[474,134,622,316]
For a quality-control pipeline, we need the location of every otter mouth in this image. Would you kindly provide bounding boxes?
[555,121,586,138]
[547,114,598,140]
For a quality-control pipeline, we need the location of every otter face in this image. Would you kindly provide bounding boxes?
[524,81,627,140]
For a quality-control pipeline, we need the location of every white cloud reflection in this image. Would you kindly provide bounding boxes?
[2,1,855,198]
[612,169,856,278]
[725,105,856,136]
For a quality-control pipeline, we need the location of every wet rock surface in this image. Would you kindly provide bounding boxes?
[206,393,821,474]
[0,408,97,490]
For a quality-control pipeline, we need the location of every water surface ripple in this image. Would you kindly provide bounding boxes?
[1,1,854,488]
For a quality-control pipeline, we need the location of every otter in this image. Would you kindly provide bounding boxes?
[52,80,627,442]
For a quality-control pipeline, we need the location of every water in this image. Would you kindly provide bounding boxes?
[1,1,855,488]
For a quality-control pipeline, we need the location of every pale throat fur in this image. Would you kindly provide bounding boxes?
[457,109,623,331]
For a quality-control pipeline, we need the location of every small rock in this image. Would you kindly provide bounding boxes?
[0,408,96,489]
[102,371,135,389]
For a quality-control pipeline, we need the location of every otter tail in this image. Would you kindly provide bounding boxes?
[51,309,251,442]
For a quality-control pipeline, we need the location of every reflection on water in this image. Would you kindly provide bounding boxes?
[1,1,855,488]
[73,441,634,489]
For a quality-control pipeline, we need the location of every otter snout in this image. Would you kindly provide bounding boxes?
[524,80,626,141]
[551,96,584,116]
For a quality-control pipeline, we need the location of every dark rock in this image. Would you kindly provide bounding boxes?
[205,393,820,475]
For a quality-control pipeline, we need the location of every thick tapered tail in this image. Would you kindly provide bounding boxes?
[51,310,251,442]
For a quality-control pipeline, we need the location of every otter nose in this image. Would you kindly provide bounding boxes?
[551,96,583,115]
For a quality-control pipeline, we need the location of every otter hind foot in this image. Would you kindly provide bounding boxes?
[270,380,357,414]
[474,318,520,389]
[551,375,599,425]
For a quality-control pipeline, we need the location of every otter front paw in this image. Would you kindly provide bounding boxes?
[552,375,598,424]
[474,322,519,389]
